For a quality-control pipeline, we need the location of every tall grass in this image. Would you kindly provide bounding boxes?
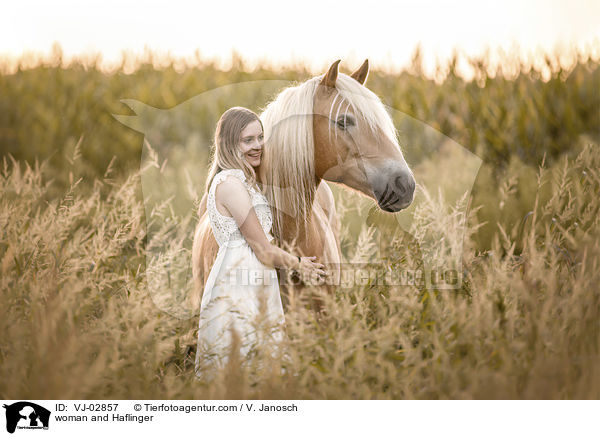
[1,142,598,399]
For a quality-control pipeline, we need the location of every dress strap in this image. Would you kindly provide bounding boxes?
[212,169,246,189]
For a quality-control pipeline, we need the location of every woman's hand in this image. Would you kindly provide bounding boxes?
[297,256,329,282]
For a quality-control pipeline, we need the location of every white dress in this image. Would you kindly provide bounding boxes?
[195,168,285,377]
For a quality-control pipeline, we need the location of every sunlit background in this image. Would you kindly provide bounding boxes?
[1,0,599,77]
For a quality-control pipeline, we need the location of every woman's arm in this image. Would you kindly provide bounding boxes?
[216,176,327,276]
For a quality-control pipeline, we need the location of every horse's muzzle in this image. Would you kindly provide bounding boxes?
[375,169,415,212]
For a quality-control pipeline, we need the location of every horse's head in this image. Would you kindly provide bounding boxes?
[313,59,415,212]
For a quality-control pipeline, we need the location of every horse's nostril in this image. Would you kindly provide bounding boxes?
[395,175,407,195]
[394,173,415,198]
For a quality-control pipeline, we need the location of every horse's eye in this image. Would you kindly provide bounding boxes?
[336,116,355,130]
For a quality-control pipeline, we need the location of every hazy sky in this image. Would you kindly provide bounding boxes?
[1,0,598,74]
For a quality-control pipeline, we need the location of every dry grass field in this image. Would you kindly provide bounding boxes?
[0,48,598,399]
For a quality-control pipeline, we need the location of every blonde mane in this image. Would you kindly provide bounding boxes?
[260,77,318,242]
[259,72,399,242]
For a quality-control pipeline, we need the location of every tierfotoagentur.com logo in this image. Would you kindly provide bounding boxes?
[212,264,459,289]
[2,402,50,433]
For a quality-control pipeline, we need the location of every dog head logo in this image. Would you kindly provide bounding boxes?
[3,402,50,433]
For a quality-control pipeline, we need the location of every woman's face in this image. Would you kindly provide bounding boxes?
[237,120,263,168]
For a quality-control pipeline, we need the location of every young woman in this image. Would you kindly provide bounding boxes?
[194,107,327,377]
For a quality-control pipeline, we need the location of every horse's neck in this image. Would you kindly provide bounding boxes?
[279,178,323,254]
[280,213,320,255]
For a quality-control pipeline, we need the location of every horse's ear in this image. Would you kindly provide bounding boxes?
[320,59,341,88]
[350,59,369,85]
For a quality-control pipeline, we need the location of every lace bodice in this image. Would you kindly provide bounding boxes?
[207,168,274,247]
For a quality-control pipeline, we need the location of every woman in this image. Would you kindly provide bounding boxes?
[195,107,327,377]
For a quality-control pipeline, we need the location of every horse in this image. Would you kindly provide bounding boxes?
[192,59,415,314]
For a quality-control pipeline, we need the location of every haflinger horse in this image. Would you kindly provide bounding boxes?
[192,59,415,315]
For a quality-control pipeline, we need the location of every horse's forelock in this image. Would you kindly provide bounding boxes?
[334,74,399,149]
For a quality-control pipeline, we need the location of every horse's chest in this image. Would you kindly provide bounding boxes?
[308,207,341,266]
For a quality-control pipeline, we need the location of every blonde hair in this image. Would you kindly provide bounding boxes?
[203,107,262,198]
